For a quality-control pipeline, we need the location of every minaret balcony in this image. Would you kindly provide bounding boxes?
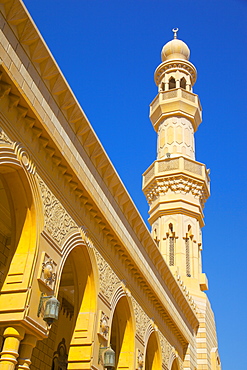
[142,157,210,227]
[150,88,202,132]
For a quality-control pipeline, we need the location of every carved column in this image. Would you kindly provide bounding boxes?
[0,326,25,370]
[17,334,37,370]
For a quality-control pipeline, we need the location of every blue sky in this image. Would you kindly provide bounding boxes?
[22,1,247,368]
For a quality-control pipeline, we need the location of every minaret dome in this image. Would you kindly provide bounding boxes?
[161,28,190,61]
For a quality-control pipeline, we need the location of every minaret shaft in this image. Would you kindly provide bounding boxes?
[157,115,195,160]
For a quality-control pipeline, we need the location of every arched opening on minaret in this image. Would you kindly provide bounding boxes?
[169,77,176,90]
[168,223,175,266]
[185,225,192,277]
[180,77,186,89]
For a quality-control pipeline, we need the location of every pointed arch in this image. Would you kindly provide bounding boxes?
[0,140,41,318]
[31,230,98,369]
[59,231,97,369]
[144,324,162,370]
[169,77,176,90]
[109,286,135,369]
[180,77,186,89]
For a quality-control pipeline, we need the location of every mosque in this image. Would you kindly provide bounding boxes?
[0,1,221,369]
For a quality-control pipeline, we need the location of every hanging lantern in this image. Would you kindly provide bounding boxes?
[104,347,115,369]
[43,296,60,326]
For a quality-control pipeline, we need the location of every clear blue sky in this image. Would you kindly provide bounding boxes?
[22,1,247,368]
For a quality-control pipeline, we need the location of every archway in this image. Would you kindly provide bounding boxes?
[171,358,179,370]
[144,331,161,370]
[0,161,37,296]
[0,173,13,291]
[31,235,96,370]
[110,295,134,369]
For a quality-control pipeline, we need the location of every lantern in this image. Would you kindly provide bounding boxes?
[43,296,60,325]
[104,347,115,369]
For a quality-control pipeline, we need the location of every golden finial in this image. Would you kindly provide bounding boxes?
[172,28,179,39]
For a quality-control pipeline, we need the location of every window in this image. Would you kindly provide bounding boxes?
[169,77,176,90]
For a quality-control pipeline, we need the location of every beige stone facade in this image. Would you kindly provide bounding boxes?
[0,2,221,370]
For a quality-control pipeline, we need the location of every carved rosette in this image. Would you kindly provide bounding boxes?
[98,311,109,340]
[131,297,150,342]
[136,349,144,370]
[37,175,77,245]
[94,249,120,301]
[38,253,57,290]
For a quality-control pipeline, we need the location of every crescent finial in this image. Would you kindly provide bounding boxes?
[172,28,179,39]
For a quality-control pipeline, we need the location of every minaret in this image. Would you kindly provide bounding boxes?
[143,29,210,293]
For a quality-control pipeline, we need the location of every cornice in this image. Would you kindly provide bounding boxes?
[154,59,197,86]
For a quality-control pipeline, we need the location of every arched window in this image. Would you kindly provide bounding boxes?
[180,77,186,89]
[169,77,176,90]
[168,223,175,266]
[185,225,192,277]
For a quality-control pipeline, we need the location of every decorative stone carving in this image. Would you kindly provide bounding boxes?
[158,331,172,368]
[37,175,77,245]
[121,280,131,297]
[0,128,12,144]
[80,226,94,249]
[131,297,150,342]
[136,349,144,370]
[184,159,202,175]
[13,142,36,174]
[38,252,57,290]
[145,175,206,205]
[181,90,196,102]
[144,166,155,184]
[162,90,177,99]
[94,249,120,301]
[98,311,109,340]
[158,159,179,172]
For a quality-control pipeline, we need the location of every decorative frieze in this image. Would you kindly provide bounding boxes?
[94,249,120,302]
[145,175,205,204]
[158,331,172,369]
[131,297,150,342]
[158,159,179,172]
[184,159,202,175]
[37,175,77,245]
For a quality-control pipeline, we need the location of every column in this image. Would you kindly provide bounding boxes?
[17,334,37,370]
[0,326,25,370]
